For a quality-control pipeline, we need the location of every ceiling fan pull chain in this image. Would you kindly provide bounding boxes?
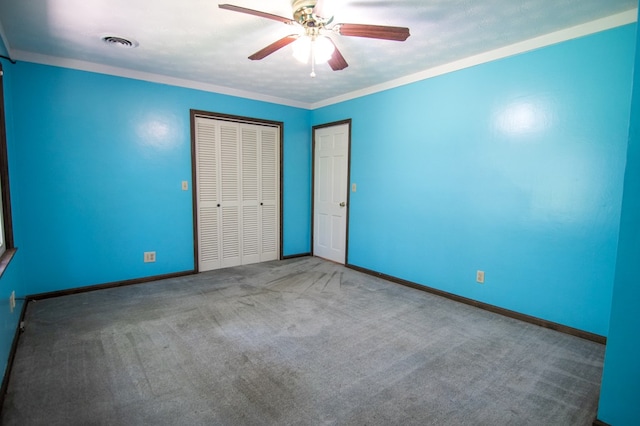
[310,41,317,78]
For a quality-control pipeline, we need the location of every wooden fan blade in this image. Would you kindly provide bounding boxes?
[249,35,299,60]
[336,23,410,41]
[219,4,294,24]
[327,40,348,71]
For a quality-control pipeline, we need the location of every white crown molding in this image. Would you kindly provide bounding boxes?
[6,8,637,111]
[10,50,312,109]
[310,8,638,110]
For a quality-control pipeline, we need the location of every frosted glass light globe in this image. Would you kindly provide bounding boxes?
[313,36,335,64]
[292,35,335,64]
[292,36,312,63]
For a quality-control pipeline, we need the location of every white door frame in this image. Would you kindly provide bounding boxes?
[312,119,352,264]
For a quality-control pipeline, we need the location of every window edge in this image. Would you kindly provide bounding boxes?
[0,247,17,279]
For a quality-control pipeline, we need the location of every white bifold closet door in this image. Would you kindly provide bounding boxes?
[195,116,279,272]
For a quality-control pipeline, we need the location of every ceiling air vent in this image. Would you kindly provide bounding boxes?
[101,35,139,48]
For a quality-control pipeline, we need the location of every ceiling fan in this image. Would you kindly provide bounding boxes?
[218,0,410,77]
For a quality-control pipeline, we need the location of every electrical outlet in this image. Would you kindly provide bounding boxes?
[9,290,15,313]
[476,270,485,284]
[144,251,156,263]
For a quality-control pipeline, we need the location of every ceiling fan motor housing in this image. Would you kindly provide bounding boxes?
[292,0,331,27]
[291,0,317,13]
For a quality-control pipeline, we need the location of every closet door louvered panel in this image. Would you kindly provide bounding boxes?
[195,117,221,271]
[219,123,242,268]
[241,126,260,264]
[260,127,279,261]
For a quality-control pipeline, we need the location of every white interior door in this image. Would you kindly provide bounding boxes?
[313,122,350,264]
[240,125,280,265]
[241,126,260,265]
[195,117,222,271]
[195,114,280,272]
[259,127,280,262]
[219,123,242,268]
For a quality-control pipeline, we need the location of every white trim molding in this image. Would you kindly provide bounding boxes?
[310,8,638,109]
[6,8,638,110]
[10,50,311,109]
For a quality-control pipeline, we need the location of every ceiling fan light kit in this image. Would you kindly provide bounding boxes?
[218,1,410,77]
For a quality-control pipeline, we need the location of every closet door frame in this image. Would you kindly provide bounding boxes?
[190,109,283,272]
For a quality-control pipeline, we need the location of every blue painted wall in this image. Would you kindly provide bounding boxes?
[0,56,25,391]
[0,59,312,383]
[0,267,24,390]
[1,21,638,412]
[6,62,311,296]
[313,24,636,336]
[597,11,640,426]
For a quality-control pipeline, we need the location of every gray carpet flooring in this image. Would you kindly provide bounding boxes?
[1,257,604,425]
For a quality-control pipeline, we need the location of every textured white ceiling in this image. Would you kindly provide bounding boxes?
[0,0,637,108]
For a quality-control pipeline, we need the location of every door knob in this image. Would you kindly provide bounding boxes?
[339,202,346,207]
